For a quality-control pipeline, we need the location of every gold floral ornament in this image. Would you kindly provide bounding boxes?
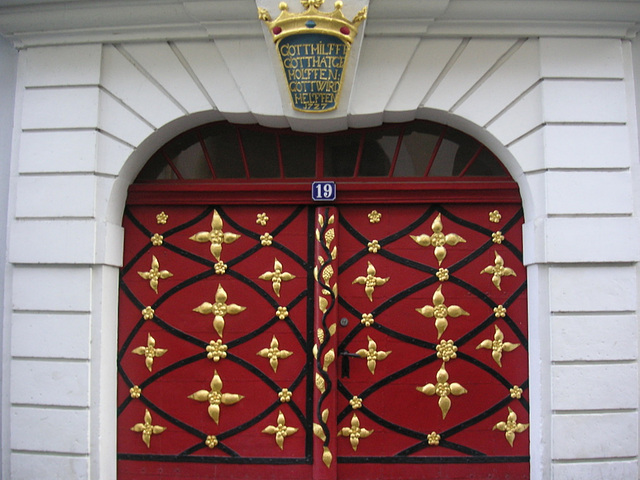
[492,231,504,244]
[410,213,466,266]
[338,413,373,451]
[416,362,467,419]
[150,233,163,246]
[510,385,523,399]
[436,339,458,362]
[214,261,227,275]
[278,388,292,403]
[367,240,380,253]
[352,261,389,302]
[206,339,228,362]
[188,370,244,424]
[361,313,374,327]
[493,407,529,447]
[257,335,293,373]
[156,211,168,224]
[131,409,166,448]
[260,233,273,246]
[256,212,269,226]
[132,333,167,372]
[262,410,298,450]
[489,210,501,223]
[427,431,441,446]
[356,336,391,375]
[368,210,382,223]
[259,258,296,297]
[137,255,173,294]
[493,305,507,318]
[189,209,241,261]
[349,396,362,409]
[416,285,469,339]
[276,306,289,319]
[129,385,142,399]
[476,324,520,367]
[193,284,246,338]
[141,306,154,321]
[481,251,516,291]
[205,435,218,449]
[436,268,449,282]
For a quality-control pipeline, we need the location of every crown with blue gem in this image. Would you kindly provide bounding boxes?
[258,0,367,44]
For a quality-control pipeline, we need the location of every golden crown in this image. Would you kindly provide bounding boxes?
[258,0,367,44]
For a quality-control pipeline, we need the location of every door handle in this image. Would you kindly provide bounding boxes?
[339,350,359,378]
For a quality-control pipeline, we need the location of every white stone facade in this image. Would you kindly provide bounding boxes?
[1,0,640,478]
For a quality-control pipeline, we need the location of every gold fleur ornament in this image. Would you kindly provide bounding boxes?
[131,409,166,448]
[131,333,167,372]
[476,324,520,367]
[262,410,298,450]
[416,362,467,419]
[189,209,241,261]
[352,261,389,302]
[493,407,529,447]
[257,335,293,373]
[416,285,469,339]
[356,336,391,374]
[193,284,246,338]
[338,413,373,451]
[259,258,296,297]
[410,213,466,266]
[187,370,244,424]
[481,251,517,291]
[427,431,441,446]
[137,255,173,294]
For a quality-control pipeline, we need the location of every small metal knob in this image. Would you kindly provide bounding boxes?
[340,317,349,327]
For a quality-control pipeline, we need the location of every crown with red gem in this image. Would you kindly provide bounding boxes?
[258,0,367,44]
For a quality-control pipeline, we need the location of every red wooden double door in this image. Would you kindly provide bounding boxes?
[117,202,529,479]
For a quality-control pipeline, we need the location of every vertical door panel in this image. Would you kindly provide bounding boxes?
[335,204,529,479]
[118,205,315,479]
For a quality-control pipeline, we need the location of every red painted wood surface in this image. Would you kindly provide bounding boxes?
[118,202,528,479]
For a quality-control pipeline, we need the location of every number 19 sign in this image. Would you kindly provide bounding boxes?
[312,181,336,201]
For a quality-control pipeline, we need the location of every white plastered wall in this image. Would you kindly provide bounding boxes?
[5,34,640,480]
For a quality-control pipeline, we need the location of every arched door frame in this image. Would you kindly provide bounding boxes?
[99,109,546,479]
